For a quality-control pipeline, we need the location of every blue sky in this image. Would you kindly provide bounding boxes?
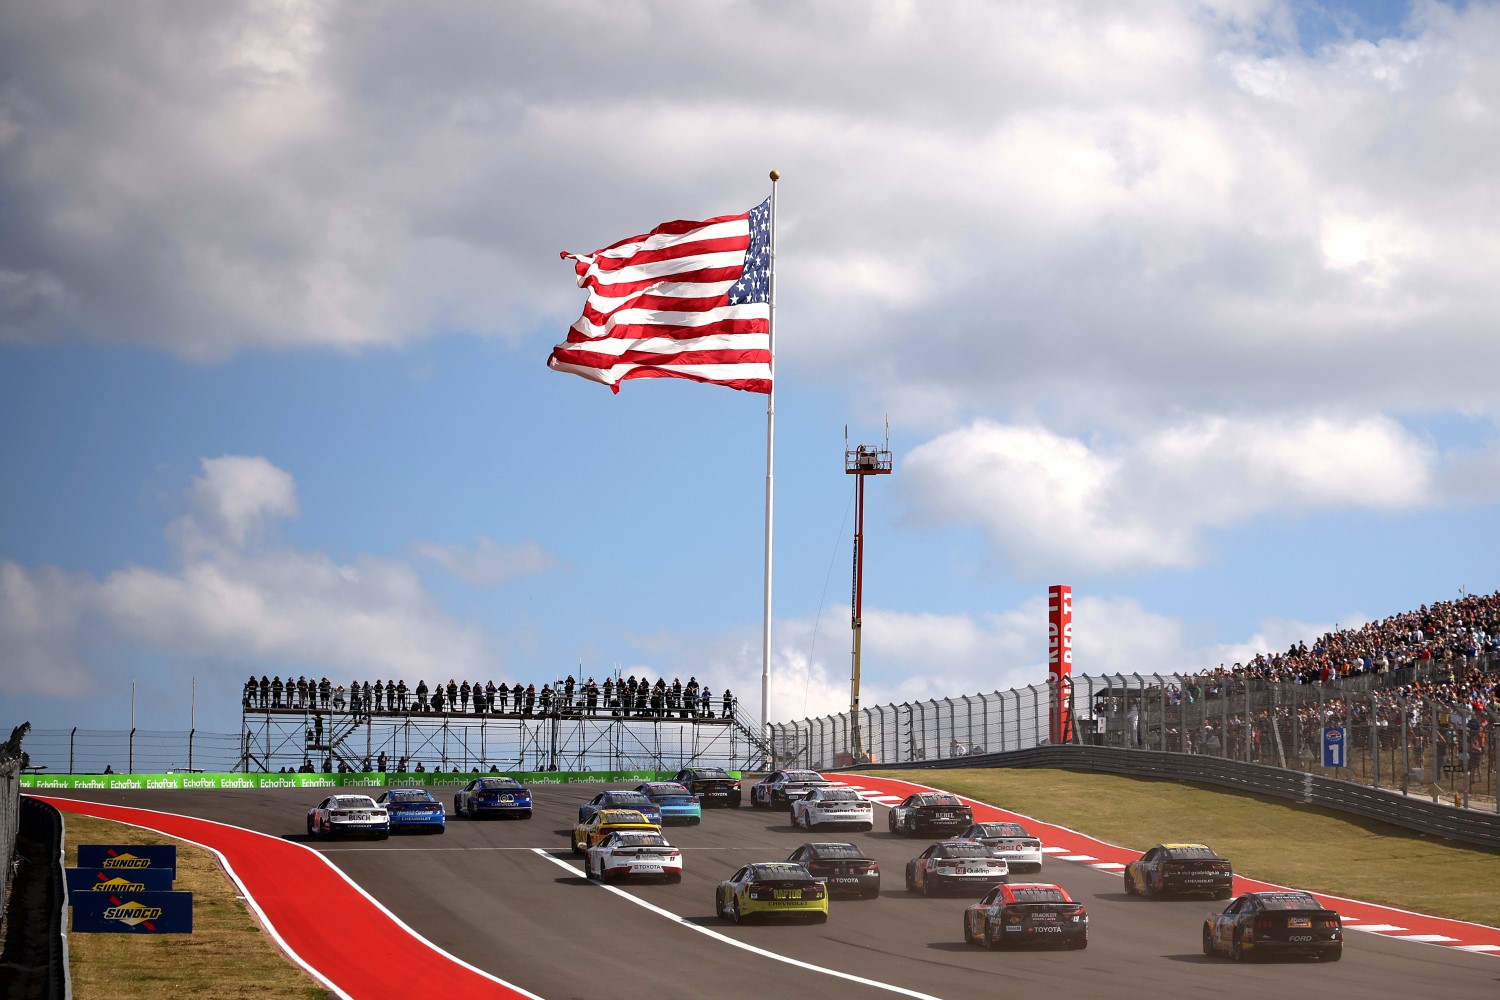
[5,0,1500,738]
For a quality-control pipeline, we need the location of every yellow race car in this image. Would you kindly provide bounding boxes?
[572,808,659,854]
[715,862,829,924]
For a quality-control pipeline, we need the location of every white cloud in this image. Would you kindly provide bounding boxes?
[0,561,96,695]
[175,455,298,550]
[901,413,1436,575]
[415,536,559,588]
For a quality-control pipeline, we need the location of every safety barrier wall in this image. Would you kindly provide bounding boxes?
[834,743,1500,850]
[1,723,30,908]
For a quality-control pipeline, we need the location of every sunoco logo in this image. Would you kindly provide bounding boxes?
[91,877,146,892]
[103,855,151,868]
[103,901,164,926]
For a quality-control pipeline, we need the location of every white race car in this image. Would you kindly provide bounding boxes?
[585,829,683,882]
[956,821,1044,873]
[306,794,389,839]
[790,787,874,831]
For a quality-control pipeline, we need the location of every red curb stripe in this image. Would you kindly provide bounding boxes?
[831,774,1500,955]
[42,797,542,998]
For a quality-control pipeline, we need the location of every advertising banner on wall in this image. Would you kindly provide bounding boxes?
[1048,584,1074,744]
[22,769,724,791]
[66,867,176,895]
[77,844,177,871]
[71,890,193,933]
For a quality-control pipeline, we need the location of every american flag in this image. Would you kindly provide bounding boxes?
[548,199,772,393]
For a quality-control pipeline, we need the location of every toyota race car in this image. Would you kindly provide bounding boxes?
[887,792,973,837]
[906,840,1009,896]
[585,829,683,882]
[790,787,875,831]
[375,788,446,833]
[573,808,660,854]
[578,789,664,826]
[964,883,1088,950]
[670,767,742,808]
[955,822,1043,873]
[307,794,389,840]
[633,782,703,825]
[716,862,829,924]
[786,842,880,899]
[750,769,834,809]
[1203,891,1342,962]
[453,776,533,820]
[1123,843,1234,899]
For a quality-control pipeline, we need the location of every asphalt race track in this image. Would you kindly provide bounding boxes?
[49,784,1500,1000]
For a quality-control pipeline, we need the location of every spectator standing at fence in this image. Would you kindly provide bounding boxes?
[585,677,599,716]
[459,679,470,713]
[271,675,285,707]
[485,680,497,713]
[722,689,734,719]
[701,687,712,718]
[244,675,257,707]
[524,683,536,715]
[540,684,554,716]
[393,679,406,710]
[415,679,429,712]
[378,751,388,772]
[350,679,362,716]
[258,675,270,707]
[319,677,331,708]
[373,679,385,711]
[360,680,371,714]
[496,682,509,713]
[297,676,310,708]
[333,683,346,710]
[431,685,445,713]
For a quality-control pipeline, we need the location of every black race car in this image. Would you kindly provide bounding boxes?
[785,841,880,899]
[1203,891,1342,962]
[671,766,742,808]
[1123,843,1233,899]
[887,792,973,837]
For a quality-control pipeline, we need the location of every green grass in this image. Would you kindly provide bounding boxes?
[866,767,1500,927]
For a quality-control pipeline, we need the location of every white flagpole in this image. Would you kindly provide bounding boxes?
[761,169,780,749]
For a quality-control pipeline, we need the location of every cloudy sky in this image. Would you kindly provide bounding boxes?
[4,0,1498,740]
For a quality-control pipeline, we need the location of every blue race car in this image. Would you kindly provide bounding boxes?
[635,781,703,825]
[578,789,664,826]
[453,776,533,819]
[375,788,446,833]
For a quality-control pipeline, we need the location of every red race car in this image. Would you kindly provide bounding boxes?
[963,883,1088,950]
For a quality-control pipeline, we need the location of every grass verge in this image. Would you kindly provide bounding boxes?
[64,813,327,1000]
[866,767,1500,927]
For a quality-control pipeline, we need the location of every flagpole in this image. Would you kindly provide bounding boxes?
[760,169,780,753]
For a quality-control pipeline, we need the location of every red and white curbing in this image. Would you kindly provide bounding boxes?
[829,774,1500,956]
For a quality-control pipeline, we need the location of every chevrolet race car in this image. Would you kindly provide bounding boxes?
[453,776,533,820]
[572,808,660,854]
[964,883,1088,950]
[584,829,683,882]
[955,822,1043,873]
[715,862,829,924]
[578,789,664,826]
[887,792,973,837]
[785,842,880,899]
[375,788,445,833]
[905,840,1009,896]
[1203,891,1342,962]
[790,787,875,831]
[750,769,834,810]
[1123,843,1233,899]
[306,794,389,840]
[634,781,703,825]
[670,766,742,808]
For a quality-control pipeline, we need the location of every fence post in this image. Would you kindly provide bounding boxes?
[69,727,76,776]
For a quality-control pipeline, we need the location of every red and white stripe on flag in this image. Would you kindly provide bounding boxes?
[548,199,772,393]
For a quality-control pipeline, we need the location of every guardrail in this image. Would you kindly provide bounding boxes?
[839,743,1500,849]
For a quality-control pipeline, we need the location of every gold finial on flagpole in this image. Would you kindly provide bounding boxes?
[769,169,781,182]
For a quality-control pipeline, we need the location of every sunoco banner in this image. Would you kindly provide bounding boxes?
[77,844,177,871]
[67,867,176,894]
[22,769,736,791]
[71,890,193,933]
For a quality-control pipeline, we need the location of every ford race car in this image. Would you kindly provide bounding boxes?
[375,788,445,833]
[790,787,875,831]
[955,822,1043,873]
[905,840,1009,896]
[964,883,1088,950]
[578,789,664,826]
[453,777,533,820]
[785,842,880,899]
[887,792,973,837]
[716,862,828,924]
[572,808,660,854]
[585,829,683,882]
[1203,891,1342,962]
[1123,843,1233,899]
[634,781,703,825]
[670,766,741,808]
[307,794,389,840]
[750,769,834,810]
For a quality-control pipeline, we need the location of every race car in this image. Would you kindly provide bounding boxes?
[578,789,664,826]
[905,839,1009,896]
[572,807,660,854]
[955,821,1043,872]
[1203,891,1342,962]
[887,792,973,837]
[715,862,829,924]
[785,842,880,899]
[750,769,834,809]
[633,781,703,825]
[374,788,445,833]
[1123,843,1234,899]
[306,794,389,840]
[453,776,533,820]
[963,883,1088,950]
[670,766,742,808]
[584,829,683,882]
[790,786,875,831]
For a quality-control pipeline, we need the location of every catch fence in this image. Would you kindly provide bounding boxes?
[1,723,29,908]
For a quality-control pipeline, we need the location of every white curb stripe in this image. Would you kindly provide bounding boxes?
[1350,924,1407,933]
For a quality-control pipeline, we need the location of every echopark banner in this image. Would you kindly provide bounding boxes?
[548,199,772,393]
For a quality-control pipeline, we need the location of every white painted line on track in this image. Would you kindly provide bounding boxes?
[1456,944,1500,952]
[531,849,947,999]
[1349,924,1407,933]
[1392,934,1460,943]
[1090,862,1126,870]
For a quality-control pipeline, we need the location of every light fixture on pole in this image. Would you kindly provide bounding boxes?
[845,422,892,765]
